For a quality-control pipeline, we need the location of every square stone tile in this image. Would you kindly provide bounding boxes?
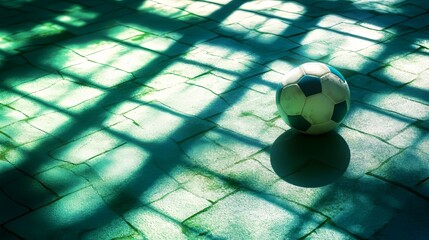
[35,166,89,197]
[124,206,188,239]
[390,50,429,74]
[61,61,134,88]
[87,44,169,73]
[5,187,126,239]
[150,188,211,222]
[184,190,326,239]
[182,174,236,202]
[180,134,241,172]
[49,129,125,164]
[123,101,214,142]
[371,148,429,188]
[0,121,49,145]
[0,191,28,224]
[0,170,57,209]
[343,102,415,140]
[24,45,87,71]
[370,65,417,87]
[371,92,429,120]
[327,51,382,74]
[153,83,228,119]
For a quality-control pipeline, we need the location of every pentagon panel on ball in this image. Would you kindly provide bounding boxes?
[276,62,351,135]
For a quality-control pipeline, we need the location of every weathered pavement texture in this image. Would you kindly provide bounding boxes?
[1,0,429,239]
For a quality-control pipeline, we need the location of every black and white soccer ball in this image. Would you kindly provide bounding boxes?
[276,62,351,135]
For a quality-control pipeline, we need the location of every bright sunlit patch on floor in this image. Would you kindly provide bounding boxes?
[55,15,87,27]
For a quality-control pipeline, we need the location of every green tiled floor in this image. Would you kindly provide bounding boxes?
[1,0,428,238]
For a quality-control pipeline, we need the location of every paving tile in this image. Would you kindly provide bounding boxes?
[315,14,356,28]
[370,65,417,87]
[342,102,415,140]
[10,80,104,117]
[213,22,259,40]
[24,45,87,71]
[49,129,125,164]
[80,217,137,240]
[0,73,61,105]
[117,11,189,36]
[204,128,268,159]
[0,64,49,89]
[4,187,127,239]
[87,140,181,202]
[0,105,27,128]
[292,42,336,60]
[372,197,429,239]
[58,33,118,56]
[332,21,393,39]
[0,143,15,174]
[0,121,50,145]
[180,134,241,172]
[402,28,429,49]
[195,37,256,62]
[165,25,218,45]
[188,73,239,94]
[358,37,420,63]
[87,44,169,73]
[124,101,214,142]
[182,174,236,202]
[28,110,125,142]
[305,222,357,240]
[1,137,65,176]
[347,74,395,94]
[0,191,28,224]
[0,170,57,209]
[273,1,307,14]
[371,148,429,188]
[337,127,400,179]
[401,12,429,29]
[207,110,284,156]
[366,92,429,120]
[390,50,429,74]
[224,159,280,190]
[360,14,408,30]
[137,73,188,90]
[124,206,188,239]
[147,58,211,79]
[142,2,189,19]
[127,34,191,57]
[256,18,306,37]
[60,59,134,88]
[184,190,326,239]
[35,166,89,197]
[268,175,413,238]
[397,69,429,105]
[291,28,377,52]
[152,83,229,119]
[220,87,278,121]
[150,188,211,222]
[243,32,300,53]
[240,70,282,94]
[2,0,429,238]
[327,51,382,74]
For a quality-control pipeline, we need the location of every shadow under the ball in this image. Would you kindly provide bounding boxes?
[270,130,350,188]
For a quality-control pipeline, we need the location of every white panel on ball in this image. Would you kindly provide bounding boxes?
[321,73,351,104]
[301,93,335,125]
[279,84,306,115]
[281,67,303,86]
[300,62,330,76]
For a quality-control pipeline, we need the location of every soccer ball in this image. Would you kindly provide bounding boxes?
[276,62,350,135]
